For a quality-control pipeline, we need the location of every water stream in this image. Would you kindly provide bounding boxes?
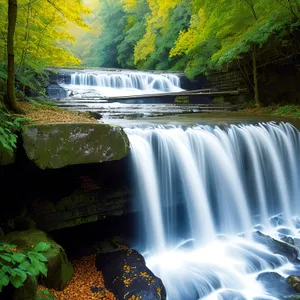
[125,122,300,300]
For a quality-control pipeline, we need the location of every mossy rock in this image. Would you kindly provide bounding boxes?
[287,275,300,293]
[4,229,74,291]
[22,123,130,169]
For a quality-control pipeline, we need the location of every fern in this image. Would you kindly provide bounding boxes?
[0,107,31,152]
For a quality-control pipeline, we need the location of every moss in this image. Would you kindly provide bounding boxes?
[175,96,189,104]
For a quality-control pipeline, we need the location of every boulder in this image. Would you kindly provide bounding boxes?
[95,248,166,300]
[22,123,130,169]
[4,229,74,290]
[287,275,300,293]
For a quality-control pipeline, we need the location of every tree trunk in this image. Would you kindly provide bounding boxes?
[6,0,22,113]
[252,44,260,106]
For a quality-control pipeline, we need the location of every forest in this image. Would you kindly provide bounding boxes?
[75,0,300,84]
[0,0,299,107]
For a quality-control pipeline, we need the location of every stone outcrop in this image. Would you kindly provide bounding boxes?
[22,123,130,169]
[31,187,130,231]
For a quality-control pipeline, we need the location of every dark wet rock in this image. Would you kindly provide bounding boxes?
[4,229,74,290]
[46,83,68,99]
[257,272,295,298]
[287,275,300,293]
[86,111,102,120]
[253,231,299,262]
[31,187,130,231]
[280,235,295,246]
[22,123,130,169]
[96,248,166,299]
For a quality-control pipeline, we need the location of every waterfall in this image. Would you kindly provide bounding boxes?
[125,122,300,300]
[64,71,183,97]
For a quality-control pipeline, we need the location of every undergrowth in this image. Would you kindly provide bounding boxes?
[0,104,31,152]
[243,105,300,119]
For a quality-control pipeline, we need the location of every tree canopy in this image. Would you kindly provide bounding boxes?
[75,0,300,79]
[0,0,90,81]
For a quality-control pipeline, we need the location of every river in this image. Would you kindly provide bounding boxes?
[54,69,300,300]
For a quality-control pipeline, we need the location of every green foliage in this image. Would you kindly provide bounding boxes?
[0,242,50,292]
[175,96,189,104]
[74,0,300,83]
[212,96,225,104]
[81,0,127,68]
[0,105,31,152]
[36,288,56,300]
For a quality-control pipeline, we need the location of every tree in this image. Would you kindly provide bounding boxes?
[0,0,90,110]
[6,0,22,113]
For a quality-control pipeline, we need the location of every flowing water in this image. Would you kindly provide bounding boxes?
[125,122,300,300]
[60,70,183,98]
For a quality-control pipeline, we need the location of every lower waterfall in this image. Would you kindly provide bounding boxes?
[125,122,300,300]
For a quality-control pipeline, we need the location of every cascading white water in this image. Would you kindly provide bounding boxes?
[61,71,183,97]
[125,122,300,300]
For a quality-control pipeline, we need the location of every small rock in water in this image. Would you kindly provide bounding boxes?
[257,272,295,298]
[287,275,300,293]
[253,231,299,262]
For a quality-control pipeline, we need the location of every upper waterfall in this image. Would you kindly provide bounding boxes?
[60,70,184,98]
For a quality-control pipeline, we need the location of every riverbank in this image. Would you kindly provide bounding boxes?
[19,101,97,124]
[243,105,300,120]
